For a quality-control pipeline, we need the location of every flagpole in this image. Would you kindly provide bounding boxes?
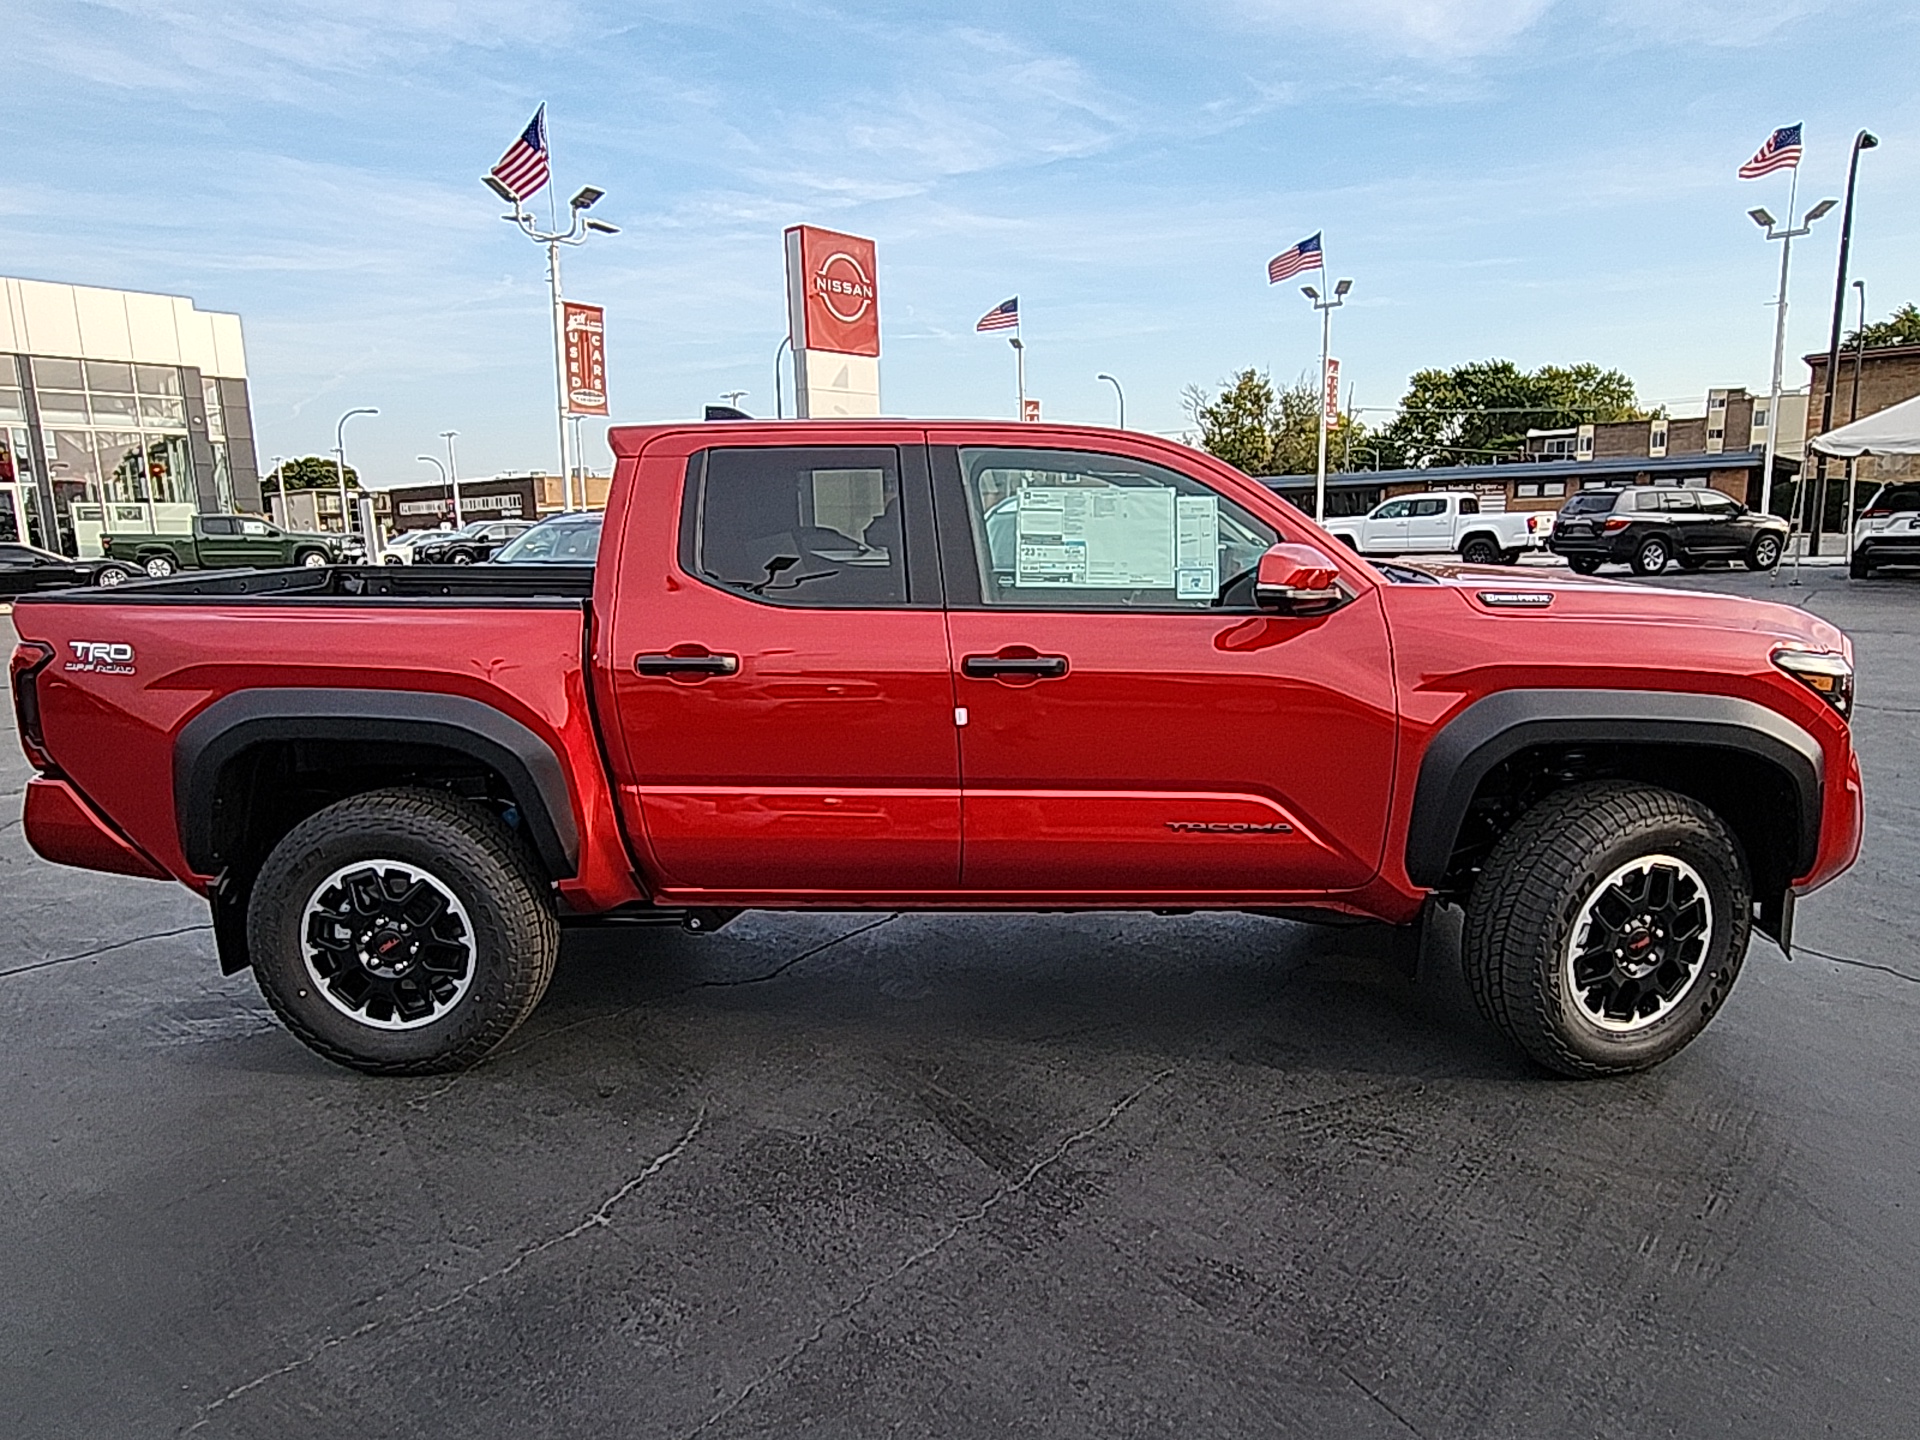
[1013,319,1026,420]
[1760,162,1798,521]
[1314,257,1331,525]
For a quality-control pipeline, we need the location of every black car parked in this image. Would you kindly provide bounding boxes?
[412,519,534,565]
[1549,485,1787,576]
[0,542,102,598]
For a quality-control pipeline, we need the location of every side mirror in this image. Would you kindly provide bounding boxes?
[1253,543,1346,615]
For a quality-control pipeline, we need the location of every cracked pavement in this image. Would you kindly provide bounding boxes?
[5,567,1920,1439]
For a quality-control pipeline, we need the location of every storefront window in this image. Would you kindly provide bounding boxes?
[35,358,84,389]
[95,432,147,502]
[38,391,91,425]
[28,358,201,549]
[84,361,135,394]
[134,364,181,396]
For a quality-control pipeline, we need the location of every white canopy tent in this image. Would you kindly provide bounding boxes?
[1810,391,1920,458]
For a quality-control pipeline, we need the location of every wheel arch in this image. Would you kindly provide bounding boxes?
[1407,689,1823,942]
[1457,528,1503,556]
[175,690,581,971]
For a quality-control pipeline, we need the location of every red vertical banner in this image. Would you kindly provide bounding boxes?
[1022,398,1041,423]
[564,303,608,415]
[1324,357,1341,424]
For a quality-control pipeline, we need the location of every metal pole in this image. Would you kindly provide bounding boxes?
[1097,372,1125,429]
[334,407,376,538]
[269,455,284,526]
[1012,334,1026,418]
[775,336,791,420]
[1845,278,1867,545]
[549,238,574,512]
[1810,131,1877,556]
[442,431,463,527]
[1315,298,1331,525]
[1759,164,1798,523]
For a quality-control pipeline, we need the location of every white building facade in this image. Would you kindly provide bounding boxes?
[0,277,262,555]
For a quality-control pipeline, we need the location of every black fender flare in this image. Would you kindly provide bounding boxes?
[174,688,580,880]
[1405,688,1824,888]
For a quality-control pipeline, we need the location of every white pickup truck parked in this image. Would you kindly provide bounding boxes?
[1323,491,1542,565]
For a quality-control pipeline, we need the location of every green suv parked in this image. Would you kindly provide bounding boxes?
[97,515,359,584]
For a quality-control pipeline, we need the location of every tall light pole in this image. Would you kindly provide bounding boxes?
[269,454,285,525]
[1096,372,1125,430]
[1750,195,1837,521]
[484,171,619,514]
[1301,277,1352,524]
[334,407,377,538]
[441,430,463,527]
[1808,130,1878,555]
[1009,336,1026,418]
[720,390,748,410]
[1845,277,1868,543]
[417,454,450,528]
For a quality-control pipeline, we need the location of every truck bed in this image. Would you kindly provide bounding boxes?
[24,564,597,607]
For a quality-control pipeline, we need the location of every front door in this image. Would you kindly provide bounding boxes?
[937,443,1398,899]
[1361,498,1411,554]
[1406,495,1454,551]
[603,437,960,898]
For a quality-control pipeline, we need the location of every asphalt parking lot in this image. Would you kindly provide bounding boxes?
[4,562,1919,1439]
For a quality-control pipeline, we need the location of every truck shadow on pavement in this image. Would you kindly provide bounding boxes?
[511,909,1531,1087]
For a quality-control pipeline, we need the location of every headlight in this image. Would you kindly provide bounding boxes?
[1771,645,1853,720]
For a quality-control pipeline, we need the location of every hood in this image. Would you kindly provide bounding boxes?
[1385,560,1849,657]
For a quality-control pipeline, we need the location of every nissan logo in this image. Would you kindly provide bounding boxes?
[812,251,874,323]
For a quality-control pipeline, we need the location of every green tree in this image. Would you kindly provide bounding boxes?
[1844,302,1920,349]
[265,455,361,492]
[1372,360,1646,469]
[1184,368,1369,476]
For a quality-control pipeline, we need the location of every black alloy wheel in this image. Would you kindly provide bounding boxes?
[1460,536,1502,566]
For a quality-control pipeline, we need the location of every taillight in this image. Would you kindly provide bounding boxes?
[1602,516,1631,533]
[9,641,57,772]
[1527,515,1539,532]
[1861,509,1889,519]
[1772,645,1853,721]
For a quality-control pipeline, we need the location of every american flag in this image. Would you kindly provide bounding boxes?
[976,297,1019,332]
[1267,233,1323,284]
[1739,124,1802,179]
[490,105,550,201]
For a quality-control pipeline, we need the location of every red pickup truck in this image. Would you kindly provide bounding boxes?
[9,421,1863,1079]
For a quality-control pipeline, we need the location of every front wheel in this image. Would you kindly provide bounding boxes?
[1745,533,1783,571]
[449,550,475,565]
[247,788,559,1075]
[1630,536,1670,576]
[298,550,330,568]
[1460,536,1501,566]
[95,563,133,587]
[1567,555,1602,576]
[143,554,177,578]
[1462,782,1751,1077]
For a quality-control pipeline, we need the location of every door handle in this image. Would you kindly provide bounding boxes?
[961,653,1069,679]
[635,651,740,676]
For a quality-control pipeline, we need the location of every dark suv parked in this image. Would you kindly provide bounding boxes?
[1549,486,1787,576]
[412,519,533,565]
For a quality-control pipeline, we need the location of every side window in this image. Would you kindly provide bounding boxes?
[1410,497,1447,517]
[0,544,30,563]
[1635,490,1665,511]
[1373,500,1411,520]
[1458,496,1479,515]
[956,447,1278,610]
[687,447,905,608]
[239,519,274,536]
[1696,492,1735,513]
[1661,491,1698,512]
[200,516,235,536]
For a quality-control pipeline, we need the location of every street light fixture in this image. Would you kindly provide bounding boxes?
[1096,373,1126,430]
[486,160,616,513]
[334,407,377,540]
[1750,194,1837,520]
[1301,278,1353,524]
[1807,131,1878,555]
[441,430,463,527]
[417,454,450,527]
[720,390,748,410]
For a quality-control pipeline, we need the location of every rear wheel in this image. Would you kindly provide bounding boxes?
[1630,536,1670,576]
[1567,555,1602,576]
[1850,549,1873,579]
[247,787,559,1075]
[450,550,475,565]
[143,553,177,578]
[95,563,133,587]
[1745,533,1783,571]
[1462,782,1750,1077]
[1460,535,1501,566]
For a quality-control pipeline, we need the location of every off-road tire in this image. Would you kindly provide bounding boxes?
[1849,550,1872,580]
[1745,533,1783,572]
[1460,535,1501,566]
[248,787,558,1075]
[1462,782,1751,1078]
[1567,555,1602,576]
[1630,536,1670,576]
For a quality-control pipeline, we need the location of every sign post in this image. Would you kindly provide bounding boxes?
[784,225,881,417]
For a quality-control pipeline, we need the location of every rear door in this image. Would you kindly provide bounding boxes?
[936,441,1397,898]
[194,516,247,568]
[602,433,961,897]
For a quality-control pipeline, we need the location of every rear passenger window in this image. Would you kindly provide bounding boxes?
[687,447,905,607]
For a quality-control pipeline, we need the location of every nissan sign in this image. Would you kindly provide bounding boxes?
[785,225,880,358]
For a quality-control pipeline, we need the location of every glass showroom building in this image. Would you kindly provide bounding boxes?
[1,276,262,555]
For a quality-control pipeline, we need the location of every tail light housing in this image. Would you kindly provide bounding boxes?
[1861,509,1889,519]
[1602,516,1631,533]
[9,641,57,772]
[1527,515,1539,533]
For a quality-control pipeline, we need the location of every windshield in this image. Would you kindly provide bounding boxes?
[493,516,603,563]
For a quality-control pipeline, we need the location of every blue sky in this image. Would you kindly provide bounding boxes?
[6,0,1918,486]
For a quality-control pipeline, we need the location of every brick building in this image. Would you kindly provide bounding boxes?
[1803,341,1920,491]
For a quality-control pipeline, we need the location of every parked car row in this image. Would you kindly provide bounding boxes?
[1548,486,1787,575]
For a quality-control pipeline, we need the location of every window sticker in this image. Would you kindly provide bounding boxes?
[1174,495,1219,598]
[1014,486,1176,588]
